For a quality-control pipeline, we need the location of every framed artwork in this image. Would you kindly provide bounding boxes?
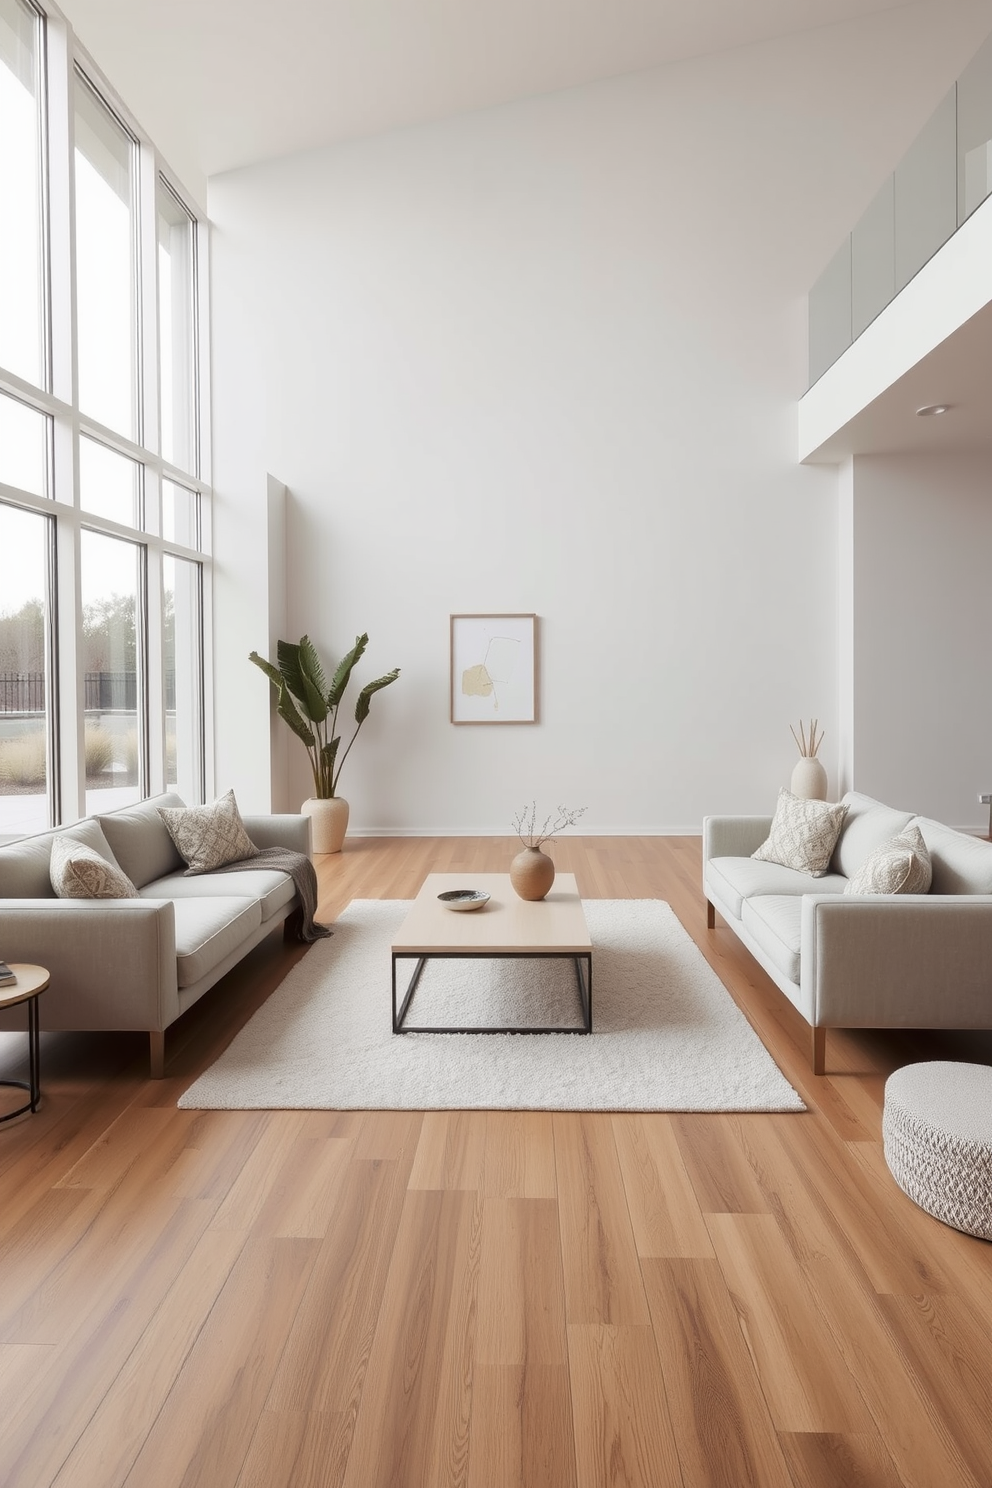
[450,613,538,724]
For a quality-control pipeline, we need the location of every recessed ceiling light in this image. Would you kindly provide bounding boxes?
[916,403,951,416]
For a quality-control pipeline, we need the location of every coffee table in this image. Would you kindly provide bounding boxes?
[391,872,592,1034]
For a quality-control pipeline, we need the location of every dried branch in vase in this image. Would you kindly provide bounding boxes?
[512,802,587,850]
[790,719,823,758]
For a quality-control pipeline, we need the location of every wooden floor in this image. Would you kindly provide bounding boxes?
[1,835,991,1488]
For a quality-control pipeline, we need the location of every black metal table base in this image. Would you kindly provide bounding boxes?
[0,992,41,1123]
[392,951,593,1034]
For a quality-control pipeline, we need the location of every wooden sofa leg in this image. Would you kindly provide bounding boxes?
[149,1030,165,1080]
[812,1025,826,1076]
[283,907,303,943]
[706,900,715,930]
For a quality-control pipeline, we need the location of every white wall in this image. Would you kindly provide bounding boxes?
[846,452,992,828]
[209,5,992,831]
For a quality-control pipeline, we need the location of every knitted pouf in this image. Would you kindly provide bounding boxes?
[883,1061,992,1240]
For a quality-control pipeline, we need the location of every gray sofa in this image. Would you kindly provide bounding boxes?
[0,792,311,1076]
[703,790,992,1074]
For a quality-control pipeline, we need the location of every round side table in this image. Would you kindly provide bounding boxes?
[0,965,49,1123]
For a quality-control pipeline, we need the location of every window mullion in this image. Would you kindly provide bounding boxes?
[44,10,75,411]
[193,217,210,486]
[137,139,158,457]
[145,542,165,794]
[54,507,84,822]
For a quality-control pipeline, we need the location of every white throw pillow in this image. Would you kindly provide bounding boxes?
[158,788,259,875]
[845,824,932,895]
[49,836,139,899]
[752,789,849,878]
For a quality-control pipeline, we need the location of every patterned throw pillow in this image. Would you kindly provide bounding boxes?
[158,788,259,876]
[845,824,932,895]
[752,789,849,878]
[49,837,139,899]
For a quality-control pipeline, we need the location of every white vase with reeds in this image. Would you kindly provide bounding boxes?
[790,719,827,800]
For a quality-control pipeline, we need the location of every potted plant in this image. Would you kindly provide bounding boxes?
[250,634,400,852]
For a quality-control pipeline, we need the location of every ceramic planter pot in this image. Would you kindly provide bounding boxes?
[302,796,349,853]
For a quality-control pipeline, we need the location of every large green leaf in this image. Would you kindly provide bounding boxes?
[276,639,307,698]
[299,635,328,698]
[328,633,368,708]
[277,684,316,749]
[252,649,317,744]
[354,668,400,725]
[296,646,328,722]
[277,637,326,722]
[248,650,282,689]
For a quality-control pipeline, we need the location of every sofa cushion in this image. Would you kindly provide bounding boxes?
[158,789,259,875]
[49,836,138,899]
[172,896,262,988]
[706,855,847,920]
[845,824,932,896]
[98,792,187,889]
[142,867,296,921]
[914,818,992,895]
[830,792,915,878]
[741,896,803,985]
[752,790,849,877]
[0,817,123,900]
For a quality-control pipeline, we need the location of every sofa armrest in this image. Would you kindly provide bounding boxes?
[0,898,179,1031]
[801,894,992,1028]
[243,813,311,856]
[702,815,773,864]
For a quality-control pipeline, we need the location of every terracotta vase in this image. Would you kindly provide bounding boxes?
[790,757,827,801]
[509,845,556,901]
[301,796,349,854]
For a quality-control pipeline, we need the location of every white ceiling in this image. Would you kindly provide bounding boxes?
[57,0,915,191]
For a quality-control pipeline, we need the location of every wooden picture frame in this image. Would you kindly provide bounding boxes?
[450,613,538,724]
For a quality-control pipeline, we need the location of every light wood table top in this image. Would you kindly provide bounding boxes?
[392,873,591,955]
[0,964,50,1010]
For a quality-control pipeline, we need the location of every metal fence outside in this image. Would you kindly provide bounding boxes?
[1,672,175,713]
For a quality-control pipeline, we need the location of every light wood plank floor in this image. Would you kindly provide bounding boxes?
[2,835,991,1488]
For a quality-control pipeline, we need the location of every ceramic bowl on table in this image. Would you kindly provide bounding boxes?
[437,889,490,912]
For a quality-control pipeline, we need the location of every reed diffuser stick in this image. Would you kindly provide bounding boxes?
[791,719,823,758]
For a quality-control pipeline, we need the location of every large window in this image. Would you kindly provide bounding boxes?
[0,0,210,840]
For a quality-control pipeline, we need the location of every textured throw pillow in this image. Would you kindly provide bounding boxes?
[158,788,259,875]
[752,789,849,878]
[845,823,932,895]
[49,836,139,899]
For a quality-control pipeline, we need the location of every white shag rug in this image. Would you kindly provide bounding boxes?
[178,900,805,1112]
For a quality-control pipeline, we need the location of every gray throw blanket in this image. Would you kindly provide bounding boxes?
[207,848,332,941]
